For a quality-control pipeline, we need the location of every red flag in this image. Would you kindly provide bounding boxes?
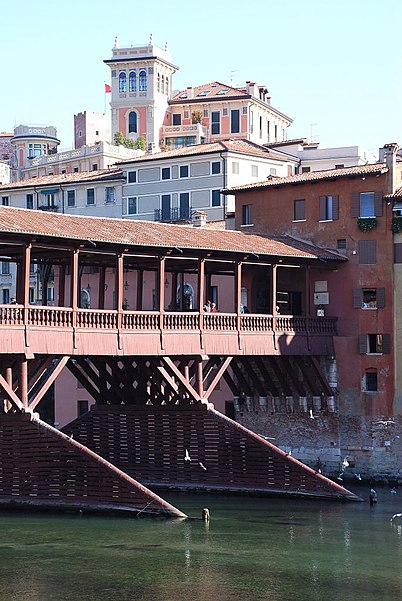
[104,83,112,93]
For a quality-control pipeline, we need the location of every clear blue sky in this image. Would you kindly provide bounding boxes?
[1,0,401,156]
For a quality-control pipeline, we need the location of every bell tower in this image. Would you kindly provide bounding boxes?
[104,35,178,152]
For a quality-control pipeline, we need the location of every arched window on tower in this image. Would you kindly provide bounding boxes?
[165,75,169,95]
[128,111,138,134]
[139,70,147,92]
[119,72,127,93]
[157,73,160,92]
[161,75,164,94]
[129,71,136,92]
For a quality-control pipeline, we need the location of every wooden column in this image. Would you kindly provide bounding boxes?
[179,272,184,311]
[206,274,212,303]
[19,356,28,408]
[98,266,106,309]
[116,254,124,322]
[71,250,79,311]
[272,265,278,315]
[158,257,166,316]
[196,358,204,400]
[198,258,205,310]
[304,265,310,317]
[5,366,12,413]
[18,244,31,306]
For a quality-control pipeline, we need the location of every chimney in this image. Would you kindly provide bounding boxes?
[192,210,207,228]
[186,86,194,99]
[383,142,399,195]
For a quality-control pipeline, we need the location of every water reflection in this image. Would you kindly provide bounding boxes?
[0,490,401,600]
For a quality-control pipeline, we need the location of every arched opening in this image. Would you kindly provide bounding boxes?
[128,111,138,134]
[139,70,147,92]
[129,71,136,92]
[119,72,127,93]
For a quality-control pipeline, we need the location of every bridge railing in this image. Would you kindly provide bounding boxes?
[0,305,338,336]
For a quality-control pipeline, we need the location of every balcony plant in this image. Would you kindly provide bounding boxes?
[392,216,402,233]
[191,110,202,124]
[357,217,377,232]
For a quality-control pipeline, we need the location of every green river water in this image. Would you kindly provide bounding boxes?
[0,488,401,601]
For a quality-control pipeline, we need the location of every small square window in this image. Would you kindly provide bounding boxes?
[211,161,221,174]
[1,196,9,206]
[302,166,311,173]
[179,165,189,178]
[362,289,377,308]
[294,199,305,221]
[77,400,89,416]
[335,164,344,169]
[365,370,377,392]
[172,114,182,125]
[337,239,347,249]
[92,164,98,171]
[211,190,221,207]
[86,188,95,205]
[232,162,239,174]
[73,167,79,173]
[367,334,384,354]
[127,197,137,215]
[161,167,171,180]
[242,204,252,225]
[67,190,75,207]
[127,171,136,183]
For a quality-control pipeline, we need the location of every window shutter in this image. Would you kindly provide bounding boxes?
[382,333,391,354]
[332,195,339,220]
[319,196,326,220]
[394,243,402,264]
[352,288,363,308]
[359,335,368,354]
[351,192,360,218]
[374,192,383,217]
[294,199,305,220]
[358,240,377,264]
[376,287,385,308]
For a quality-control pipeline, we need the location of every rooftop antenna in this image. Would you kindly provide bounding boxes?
[310,123,319,144]
[229,70,239,87]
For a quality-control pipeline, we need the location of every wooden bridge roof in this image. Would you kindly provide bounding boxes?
[0,206,345,262]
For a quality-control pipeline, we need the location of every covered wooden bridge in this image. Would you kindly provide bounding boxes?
[0,207,358,515]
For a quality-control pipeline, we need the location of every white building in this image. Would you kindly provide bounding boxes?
[268,139,376,172]
[118,139,298,224]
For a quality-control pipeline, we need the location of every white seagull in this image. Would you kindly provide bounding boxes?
[199,462,207,471]
[184,449,191,462]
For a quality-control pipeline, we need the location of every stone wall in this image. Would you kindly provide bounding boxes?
[236,400,402,484]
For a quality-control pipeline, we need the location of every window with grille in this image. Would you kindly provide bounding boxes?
[67,190,75,207]
[365,370,378,392]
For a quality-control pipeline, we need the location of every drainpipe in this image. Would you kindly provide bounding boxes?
[59,184,65,213]
[220,151,227,220]
[33,186,39,210]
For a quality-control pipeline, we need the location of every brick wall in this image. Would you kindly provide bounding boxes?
[237,405,402,484]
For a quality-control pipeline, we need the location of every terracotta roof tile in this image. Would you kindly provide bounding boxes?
[0,206,345,262]
[0,169,124,191]
[171,82,246,102]
[225,163,388,193]
[385,186,402,199]
[117,139,292,165]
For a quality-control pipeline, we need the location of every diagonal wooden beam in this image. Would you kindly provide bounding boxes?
[28,356,54,395]
[67,360,104,404]
[162,356,201,402]
[29,356,70,411]
[254,356,280,396]
[204,356,233,400]
[0,373,24,411]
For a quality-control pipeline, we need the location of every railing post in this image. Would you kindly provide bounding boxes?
[158,256,166,332]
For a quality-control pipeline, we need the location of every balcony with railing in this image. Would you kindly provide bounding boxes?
[0,304,337,357]
[154,206,191,222]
